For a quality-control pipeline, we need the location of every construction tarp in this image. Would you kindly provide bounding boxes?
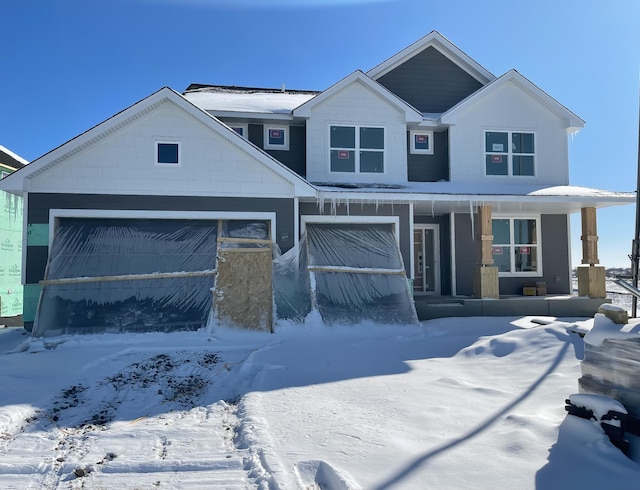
[274,223,417,324]
[34,218,220,336]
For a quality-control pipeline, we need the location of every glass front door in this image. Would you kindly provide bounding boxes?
[413,225,440,295]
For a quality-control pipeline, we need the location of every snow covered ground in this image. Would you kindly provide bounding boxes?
[1,313,640,489]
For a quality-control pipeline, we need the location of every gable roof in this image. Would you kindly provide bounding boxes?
[440,69,585,132]
[293,70,423,123]
[366,31,495,85]
[0,87,316,197]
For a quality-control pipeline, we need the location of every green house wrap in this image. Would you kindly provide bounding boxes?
[0,180,23,317]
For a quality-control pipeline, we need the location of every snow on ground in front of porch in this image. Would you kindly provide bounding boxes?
[0,314,639,489]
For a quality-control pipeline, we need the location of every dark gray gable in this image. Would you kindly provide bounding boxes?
[375,46,484,113]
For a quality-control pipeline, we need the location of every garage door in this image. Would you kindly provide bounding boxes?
[34,217,271,336]
[305,222,417,324]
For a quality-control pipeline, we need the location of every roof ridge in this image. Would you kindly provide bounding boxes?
[184,83,320,96]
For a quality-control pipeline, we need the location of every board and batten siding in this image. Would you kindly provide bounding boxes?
[375,46,484,114]
[304,81,409,185]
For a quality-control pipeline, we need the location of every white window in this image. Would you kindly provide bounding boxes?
[229,124,248,139]
[0,171,9,179]
[156,141,180,165]
[491,217,541,275]
[329,125,384,173]
[264,125,289,150]
[485,131,535,176]
[410,130,434,155]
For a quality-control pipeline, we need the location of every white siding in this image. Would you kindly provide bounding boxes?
[27,101,297,198]
[448,82,570,185]
[305,81,408,185]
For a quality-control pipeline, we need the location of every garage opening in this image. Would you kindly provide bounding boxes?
[34,217,272,336]
[274,222,417,324]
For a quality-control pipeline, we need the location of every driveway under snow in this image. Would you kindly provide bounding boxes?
[1,316,639,489]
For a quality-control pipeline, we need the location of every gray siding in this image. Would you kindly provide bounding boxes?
[299,202,412,275]
[414,214,452,295]
[26,193,296,284]
[408,130,449,182]
[25,246,48,285]
[247,123,306,178]
[454,213,571,296]
[376,46,483,113]
[454,213,478,296]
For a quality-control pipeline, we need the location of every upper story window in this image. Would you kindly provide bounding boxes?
[485,131,535,176]
[156,142,180,165]
[264,125,289,151]
[330,125,384,173]
[410,130,434,155]
[0,171,9,179]
[491,217,540,275]
[230,124,248,139]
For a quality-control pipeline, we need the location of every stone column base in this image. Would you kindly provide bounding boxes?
[473,266,499,299]
[577,265,606,299]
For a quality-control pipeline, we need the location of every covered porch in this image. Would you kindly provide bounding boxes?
[407,184,635,303]
[414,294,610,321]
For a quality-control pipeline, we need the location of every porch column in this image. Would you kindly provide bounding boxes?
[577,207,606,298]
[473,205,499,299]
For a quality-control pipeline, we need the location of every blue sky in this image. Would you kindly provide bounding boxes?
[2,0,639,267]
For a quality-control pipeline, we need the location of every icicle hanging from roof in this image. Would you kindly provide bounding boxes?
[469,200,475,241]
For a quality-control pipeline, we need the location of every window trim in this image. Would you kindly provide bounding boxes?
[229,123,248,139]
[328,124,386,174]
[264,125,289,151]
[491,216,542,277]
[410,130,434,155]
[155,141,181,166]
[484,130,535,177]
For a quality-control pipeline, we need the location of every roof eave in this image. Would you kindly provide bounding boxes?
[366,30,495,85]
[293,70,422,123]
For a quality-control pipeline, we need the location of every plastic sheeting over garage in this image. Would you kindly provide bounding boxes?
[34,218,416,336]
[34,218,271,337]
[274,223,417,325]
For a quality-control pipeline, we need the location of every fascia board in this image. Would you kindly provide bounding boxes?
[8,87,180,188]
[366,31,495,84]
[178,95,317,196]
[310,189,634,214]
[293,70,422,123]
[203,110,295,121]
[4,87,316,198]
[440,70,585,131]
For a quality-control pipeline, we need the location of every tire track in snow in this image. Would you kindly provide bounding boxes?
[0,350,253,489]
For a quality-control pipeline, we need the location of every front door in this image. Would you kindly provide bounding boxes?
[413,225,440,295]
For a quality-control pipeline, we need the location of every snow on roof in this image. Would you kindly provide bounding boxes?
[183,86,318,115]
[0,145,28,169]
[309,182,635,215]
[311,181,635,199]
